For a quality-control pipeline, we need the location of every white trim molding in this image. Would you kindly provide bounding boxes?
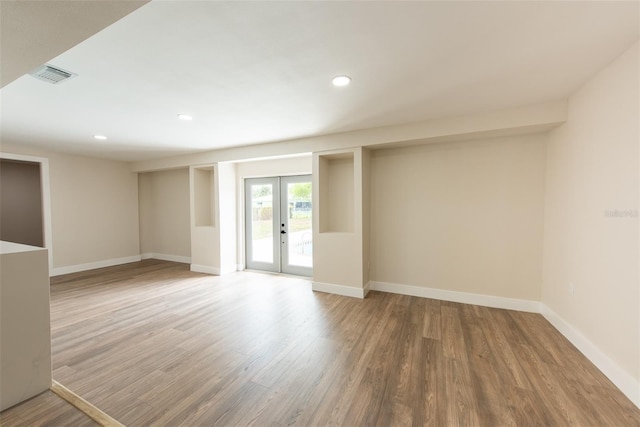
[312,281,367,299]
[140,253,191,264]
[369,281,541,313]
[190,264,220,275]
[364,280,638,408]
[541,304,640,408]
[220,264,239,275]
[51,255,142,277]
[363,281,371,297]
[190,264,238,275]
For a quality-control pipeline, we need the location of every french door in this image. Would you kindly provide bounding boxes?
[245,175,312,276]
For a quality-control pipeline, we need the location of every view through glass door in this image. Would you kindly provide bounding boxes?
[245,175,312,276]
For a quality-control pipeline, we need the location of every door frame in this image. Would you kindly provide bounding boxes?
[280,175,313,276]
[243,174,312,276]
[0,152,53,275]
[244,177,281,272]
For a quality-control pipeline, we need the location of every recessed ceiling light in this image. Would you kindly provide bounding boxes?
[177,114,193,121]
[332,75,351,87]
[93,135,107,140]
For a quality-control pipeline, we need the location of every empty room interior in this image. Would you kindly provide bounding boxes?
[1,1,639,425]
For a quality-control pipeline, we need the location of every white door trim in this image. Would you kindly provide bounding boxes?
[244,177,280,272]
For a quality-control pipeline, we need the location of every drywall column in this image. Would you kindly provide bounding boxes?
[0,241,51,411]
[189,163,237,275]
[217,162,238,274]
[312,147,370,298]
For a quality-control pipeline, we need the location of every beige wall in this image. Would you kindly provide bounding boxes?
[319,155,355,233]
[0,143,140,271]
[370,134,547,301]
[138,168,191,258]
[234,155,311,179]
[542,42,639,383]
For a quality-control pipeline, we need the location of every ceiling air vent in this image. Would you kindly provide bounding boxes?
[29,64,77,85]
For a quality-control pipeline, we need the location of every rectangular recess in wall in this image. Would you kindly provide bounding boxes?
[194,166,215,227]
[319,152,354,233]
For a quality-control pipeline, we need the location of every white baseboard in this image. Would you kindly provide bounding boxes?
[220,264,239,275]
[369,281,541,313]
[140,252,191,264]
[541,304,640,408]
[365,280,638,409]
[312,281,366,299]
[190,264,219,275]
[51,255,142,277]
[363,281,371,297]
[190,263,238,275]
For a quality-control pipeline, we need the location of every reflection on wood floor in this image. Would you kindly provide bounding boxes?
[2,259,639,426]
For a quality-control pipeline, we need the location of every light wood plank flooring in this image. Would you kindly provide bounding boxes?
[2,259,639,426]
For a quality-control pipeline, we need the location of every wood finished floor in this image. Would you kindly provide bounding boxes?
[2,259,639,426]
[0,391,98,426]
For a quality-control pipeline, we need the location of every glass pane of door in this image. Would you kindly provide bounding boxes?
[251,183,273,263]
[281,176,312,276]
[245,177,279,272]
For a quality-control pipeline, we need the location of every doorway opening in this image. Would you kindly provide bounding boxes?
[244,175,312,276]
[0,152,53,274]
[0,159,44,247]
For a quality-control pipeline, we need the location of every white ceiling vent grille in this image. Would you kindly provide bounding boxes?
[29,64,77,85]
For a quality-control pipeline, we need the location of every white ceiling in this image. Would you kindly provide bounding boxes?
[0,0,149,88]
[1,1,638,162]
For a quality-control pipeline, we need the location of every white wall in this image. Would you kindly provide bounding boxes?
[138,168,191,261]
[370,134,547,302]
[542,41,639,402]
[0,143,140,273]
